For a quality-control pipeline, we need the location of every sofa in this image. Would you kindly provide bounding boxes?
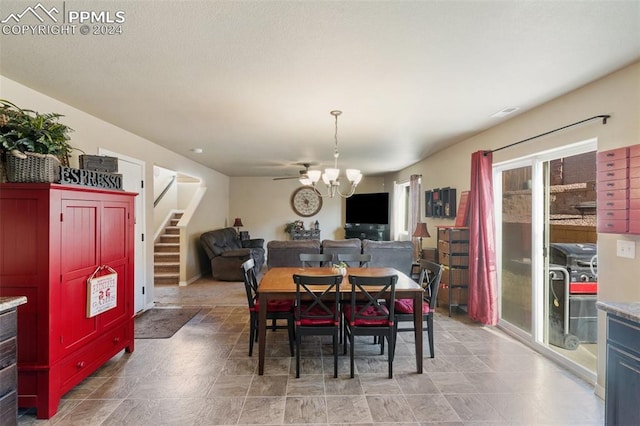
[362,239,415,276]
[200,227,265,281]
[266,239,321,268]
[265,238,415,274]
[321,239,362,263]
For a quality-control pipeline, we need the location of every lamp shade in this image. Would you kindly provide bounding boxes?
[412,222,430,238]
[233,218,244,228]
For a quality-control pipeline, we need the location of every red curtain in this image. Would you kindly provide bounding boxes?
[468,151,499,325]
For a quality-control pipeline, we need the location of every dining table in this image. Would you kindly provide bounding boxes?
[257,266,425,375]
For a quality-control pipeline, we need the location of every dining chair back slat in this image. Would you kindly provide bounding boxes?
[337,253,372,268]
[299,253,333,268]
[292,274,343,378]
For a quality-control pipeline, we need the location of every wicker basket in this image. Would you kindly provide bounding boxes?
[5,151,61,183]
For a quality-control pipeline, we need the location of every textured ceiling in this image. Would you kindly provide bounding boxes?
[1,1,639,178]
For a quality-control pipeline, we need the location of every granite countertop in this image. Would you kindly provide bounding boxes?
[596,301,640,323]
[0,296,27,312]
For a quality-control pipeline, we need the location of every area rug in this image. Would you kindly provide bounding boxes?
[134,307,201,339]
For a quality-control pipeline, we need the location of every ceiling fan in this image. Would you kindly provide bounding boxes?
[273,162,314,181]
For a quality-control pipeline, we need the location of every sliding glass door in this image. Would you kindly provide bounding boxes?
[494,140,598,380]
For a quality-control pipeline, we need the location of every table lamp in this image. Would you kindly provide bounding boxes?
[233,217,244,234]
[412,222,430,260]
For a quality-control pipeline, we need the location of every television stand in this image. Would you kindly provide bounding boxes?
[344,223,390,241]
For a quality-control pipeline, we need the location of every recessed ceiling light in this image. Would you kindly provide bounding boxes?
[491,107,520,118]
[190,148,203,154]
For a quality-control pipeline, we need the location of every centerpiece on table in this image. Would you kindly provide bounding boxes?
[0,99,74,183]
[332,261,348,276]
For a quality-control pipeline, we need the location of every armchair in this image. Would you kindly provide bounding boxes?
[200,227,265,281]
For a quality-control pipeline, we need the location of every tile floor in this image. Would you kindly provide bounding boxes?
[18,279,605,425]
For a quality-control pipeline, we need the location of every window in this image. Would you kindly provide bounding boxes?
[393,180,411,239]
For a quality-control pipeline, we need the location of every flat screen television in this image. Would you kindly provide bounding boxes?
[345,192,389,225]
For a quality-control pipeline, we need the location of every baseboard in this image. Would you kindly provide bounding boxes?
[179,273,201,287]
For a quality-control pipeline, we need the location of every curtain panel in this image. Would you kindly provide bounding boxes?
[409,174,420,258]
[468,151,499,325]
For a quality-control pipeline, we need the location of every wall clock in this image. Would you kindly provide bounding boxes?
[291,187,322,217]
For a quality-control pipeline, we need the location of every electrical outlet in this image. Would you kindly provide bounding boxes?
[616,240,636,259]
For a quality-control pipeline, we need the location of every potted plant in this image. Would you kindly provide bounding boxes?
[0,99,74,182]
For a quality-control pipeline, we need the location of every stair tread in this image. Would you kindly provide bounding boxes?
[155,272,179,277]
[155,242,179,246]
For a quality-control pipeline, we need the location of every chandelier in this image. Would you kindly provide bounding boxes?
[300,110,362,198]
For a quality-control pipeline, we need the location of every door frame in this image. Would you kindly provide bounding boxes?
[98,148,147,313]
[493,138,598,383]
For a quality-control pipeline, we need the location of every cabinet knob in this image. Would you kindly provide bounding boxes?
[113,337,120,344]
[77,361,86,369]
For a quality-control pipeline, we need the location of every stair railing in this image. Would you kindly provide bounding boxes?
[154,175,176,207]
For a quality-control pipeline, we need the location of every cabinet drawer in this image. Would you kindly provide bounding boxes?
[59,324,128,387]
[629,211,640,234]
[438,240,469,254]
[597,147,629,164]
[630,144,640,158]
[599,209,628,221]
[597,218,628,233]
[0,311,16,342]
[439,253,468,267]
[440,267,468,286]
[0,364,16,398]
[597,168,628,182]
[437,286,468,307]
[597,198,628,210]
[0,338,16,370]
[608,315,640,354]
[439,227,469,241]
[630,199,640,210]
[598,179,628,191]
[597,189,629,203]
[597,158,629,174]
[0,390,16,426]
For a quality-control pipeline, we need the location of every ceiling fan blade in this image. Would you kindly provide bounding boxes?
[273,176,302,181]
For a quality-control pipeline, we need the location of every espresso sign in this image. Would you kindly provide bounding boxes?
[59,166,122,190]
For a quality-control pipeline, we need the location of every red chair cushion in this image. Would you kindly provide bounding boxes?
[253,299,294,313]
[298,303,338,326]
[394,298,430,314]
[343,304,391,326]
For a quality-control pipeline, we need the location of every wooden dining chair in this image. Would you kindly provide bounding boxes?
[393,260,443,358]
[292,273,343,378]
[241,258,295,357]
[342,274,398,378]
[299,253,333,267]
[337,253,372,267]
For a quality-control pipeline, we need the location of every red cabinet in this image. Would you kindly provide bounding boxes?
[0,184,136,419]
[629,146,640,234]
[597,147,630,233]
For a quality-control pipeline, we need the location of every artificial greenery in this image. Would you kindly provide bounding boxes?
[0,99,74,158]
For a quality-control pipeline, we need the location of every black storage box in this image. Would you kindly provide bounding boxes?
[79,155,118,173]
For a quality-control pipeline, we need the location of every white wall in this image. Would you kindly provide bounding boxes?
[229,176,387,251]
[0,76,230,302]
[384,61,640,393]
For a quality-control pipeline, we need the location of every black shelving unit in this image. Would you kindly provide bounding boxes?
[436,226,469,316]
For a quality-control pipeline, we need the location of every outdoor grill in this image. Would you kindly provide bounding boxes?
[548,243,598,349]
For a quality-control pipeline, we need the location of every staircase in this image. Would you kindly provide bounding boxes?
[154,212,182,285]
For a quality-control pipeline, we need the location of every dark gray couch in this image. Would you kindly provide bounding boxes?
[321,239,362,263]
[265,238,415,275]
[362,239,414,276]
[266,239,321,268]
[200,227,265,281]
